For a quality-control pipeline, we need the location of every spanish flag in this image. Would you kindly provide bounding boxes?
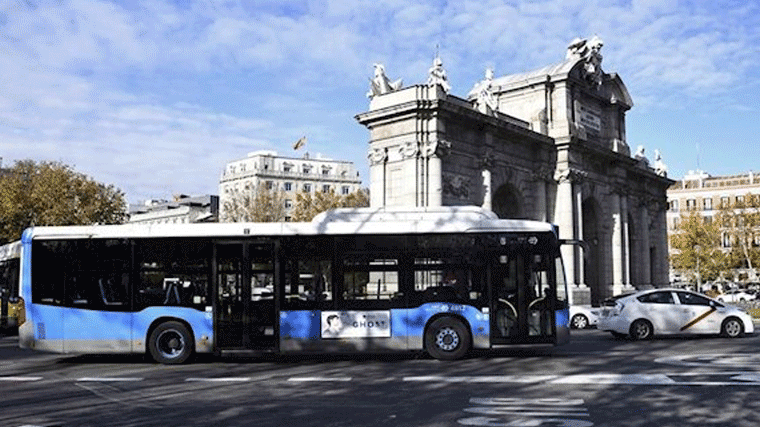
[292,136,307,150]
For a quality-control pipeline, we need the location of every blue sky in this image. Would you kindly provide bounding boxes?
[1,0,759,204]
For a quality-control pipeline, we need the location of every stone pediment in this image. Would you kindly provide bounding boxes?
[487,59,632,110]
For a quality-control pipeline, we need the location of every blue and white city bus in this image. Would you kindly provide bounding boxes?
[19,206,571,363]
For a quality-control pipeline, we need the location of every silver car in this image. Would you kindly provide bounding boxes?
[598,288,754,340]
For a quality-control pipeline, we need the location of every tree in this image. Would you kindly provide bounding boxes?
[291,188,370,222]
[221,184,287,222]
[0,160,127,243]
[716,193,760,277]
[669,210,726,284]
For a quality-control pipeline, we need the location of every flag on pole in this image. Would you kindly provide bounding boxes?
[292,136,307,150]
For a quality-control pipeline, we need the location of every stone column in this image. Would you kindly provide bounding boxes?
[611,191,624,296]
[640,201,651,288]
[368,148,388,208]
[423,140,449,207]
[621,194,631,289]
[481,170,492,211]
[555,168,589,305]
[574,182,585,287]
[400,141,421,207]
[480,152,494,211]
[533,167,551,222]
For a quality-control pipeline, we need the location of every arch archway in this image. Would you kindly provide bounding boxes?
[582,197,602,305]
[492,183,522,219]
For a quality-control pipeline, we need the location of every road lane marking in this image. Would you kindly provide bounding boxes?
[459,397,593,426]
[550,374,676,385]
[404,375,556,383]
[185,377,251,382]
[288,376,352,382]
[0,376,43,381]
[76,377,144,382]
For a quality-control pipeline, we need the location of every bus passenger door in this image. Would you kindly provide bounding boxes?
[214,242,276,350]
[490,251,554,344]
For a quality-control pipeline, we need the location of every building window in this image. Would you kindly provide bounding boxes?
[322,185,331,193]
[284,199,292,209]
[266,181,274,190]
[686,199,696,211]
[303,165,312,174]
[722,233,731,248]
[721,196,730,208]
[737,195,745,205]
[670,200,678,212]
[342,186,350,195]
[303,183,312,192]
[703,198,712,211]
[284,182,292,192]
[283,165,291,172]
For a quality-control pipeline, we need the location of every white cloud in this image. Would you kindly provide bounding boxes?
[1,0,759,202]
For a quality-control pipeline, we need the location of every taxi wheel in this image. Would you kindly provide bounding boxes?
[571,314,589,329]
[629,319,653,340]
[721,317,744,338]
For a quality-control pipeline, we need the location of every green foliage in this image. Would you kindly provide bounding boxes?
[291,188,370,222]
[669,210,725,282]
[0,160,127,243]
[222,184,287,222]
[716,193,760,272]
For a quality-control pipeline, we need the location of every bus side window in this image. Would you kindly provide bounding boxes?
[283,258,333,309]
[342,257,400,305]
[135,239,211,310]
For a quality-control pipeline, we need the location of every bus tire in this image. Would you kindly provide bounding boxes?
[425,317,470,360]
[148,321,194,364]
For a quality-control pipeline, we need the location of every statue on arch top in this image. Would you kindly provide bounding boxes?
[367,63,403,98]
[566,35,604,86]
[427,53,451,94]
[469,67,498,116]
[654,149,668,177]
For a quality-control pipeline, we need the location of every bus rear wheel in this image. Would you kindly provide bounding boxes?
[148,321,194,364]
[425,317,471,360]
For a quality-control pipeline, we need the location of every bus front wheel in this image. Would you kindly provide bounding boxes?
[148,321,194,364]
[425,317,470,360]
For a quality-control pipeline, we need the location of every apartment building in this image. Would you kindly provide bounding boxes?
[667,170,760,230]
[128,194,219,224]
[667,170,760,282]
[218,150,362,221]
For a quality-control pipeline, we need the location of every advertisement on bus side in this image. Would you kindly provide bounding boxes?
[321,311,391,339]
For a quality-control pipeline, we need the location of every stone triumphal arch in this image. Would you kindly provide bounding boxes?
[356,38,674,305]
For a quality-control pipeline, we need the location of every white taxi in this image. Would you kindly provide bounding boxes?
[598,288,754,340]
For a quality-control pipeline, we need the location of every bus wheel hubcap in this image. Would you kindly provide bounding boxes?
[158,330,184,358]
[436,327,459,351]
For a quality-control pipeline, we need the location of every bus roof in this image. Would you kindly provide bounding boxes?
[22,206,556,241]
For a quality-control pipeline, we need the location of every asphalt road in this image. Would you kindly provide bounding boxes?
[2,328,760,427]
